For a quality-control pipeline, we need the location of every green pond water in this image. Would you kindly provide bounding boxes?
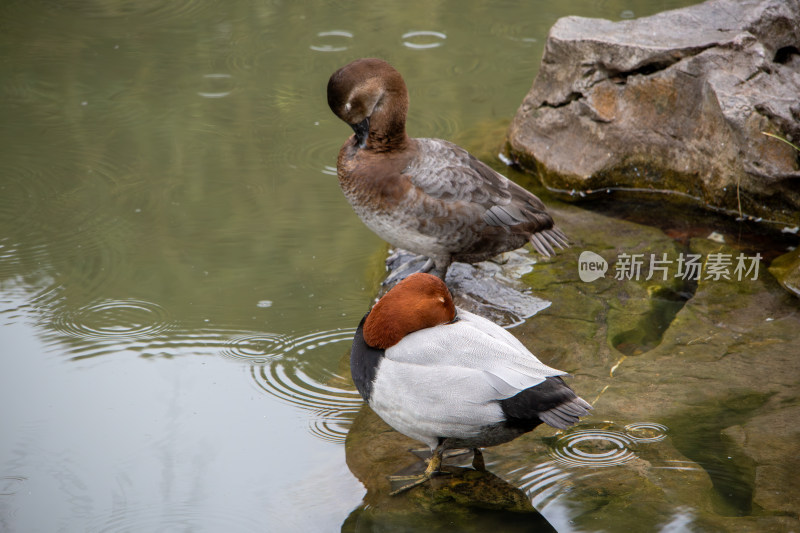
[2,1,797,531]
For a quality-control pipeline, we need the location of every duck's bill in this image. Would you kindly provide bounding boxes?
[350,117,370,148]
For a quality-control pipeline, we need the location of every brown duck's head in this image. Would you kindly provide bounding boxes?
[327,58,409,150]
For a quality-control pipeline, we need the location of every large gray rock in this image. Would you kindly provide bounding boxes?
[507,0,800,227]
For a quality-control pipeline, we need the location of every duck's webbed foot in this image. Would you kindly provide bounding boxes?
[388,443,446,495]
[418,257,436,275]
[408,446,472,463]
[426,255,451,281]
[383,256,433,286]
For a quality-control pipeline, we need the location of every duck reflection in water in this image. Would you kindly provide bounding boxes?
[328,58,568,281]
[349,273,591,494]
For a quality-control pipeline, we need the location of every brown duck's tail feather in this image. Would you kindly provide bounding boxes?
[530,227,569,257]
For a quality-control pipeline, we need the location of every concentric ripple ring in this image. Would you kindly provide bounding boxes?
[52,298,171,340]
[550,428,637,468]
[401,30,446,49]
[624,422,669,443]
[221,332,293,362]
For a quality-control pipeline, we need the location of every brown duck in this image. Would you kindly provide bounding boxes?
[327,58,567,279]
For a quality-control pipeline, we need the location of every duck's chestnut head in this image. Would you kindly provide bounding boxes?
[362,273,456,349]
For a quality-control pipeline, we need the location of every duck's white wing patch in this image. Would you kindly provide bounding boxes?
[370,359,506,447]
[385,308,564,398]
[455,309,533,354]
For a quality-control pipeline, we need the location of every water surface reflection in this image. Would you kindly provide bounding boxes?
[0,0,731,530]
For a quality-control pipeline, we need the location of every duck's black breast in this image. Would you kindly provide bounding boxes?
[350,313,385,402]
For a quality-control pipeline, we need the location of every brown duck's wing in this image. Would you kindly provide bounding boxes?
[403,139,509,202]
[405,138,568,255]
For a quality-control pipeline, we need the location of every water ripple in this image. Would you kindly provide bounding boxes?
[516,463,572,509]
[0,160,133,312]
[513,453,751,520]
[265,119,341,178]
[502,422,680,511]
[0,475,27,496]
[310,30,354,52]
[37,316,362,443]
[401,30,447,50]
[550,426,637,468]
[252,361,362,444]
[0,275,55,324]
[408,109,461,142]
[196,73,235,99]
[0,241,22,279]
[221,332,294,363]
[249,327,361,443]
[624,422,669,443]
[74,328,233,361]
[290,328,355,355]
[51,298,172,341]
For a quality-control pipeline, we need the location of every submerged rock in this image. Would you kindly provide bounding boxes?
[722,405,800,515]
[506,0,800,227]
[769,246,800,298]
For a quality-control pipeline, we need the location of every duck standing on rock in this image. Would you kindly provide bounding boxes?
[350,273,592,494]
[328,58,568,280]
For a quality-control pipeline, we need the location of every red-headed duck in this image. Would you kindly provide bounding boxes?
[350,273,591,494]
[328,58,568,280]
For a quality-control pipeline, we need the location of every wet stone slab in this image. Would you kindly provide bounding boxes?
[344,202,800,531]
[384,247,552,327]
